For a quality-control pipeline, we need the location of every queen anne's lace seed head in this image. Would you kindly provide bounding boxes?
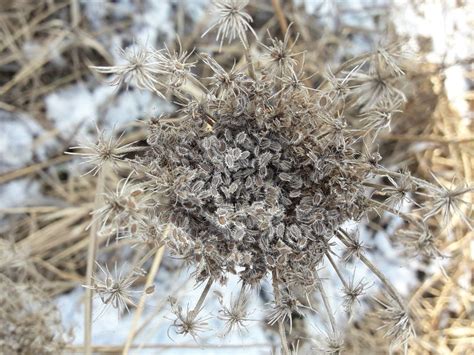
[375,297,415,349]
[202,0,257,50]
[91,44,165,97]
[396,224,443,258]
[84,11,473,349]
[215,290,251,335]
[83,263,141,316]
[168,297,211,341]
[67,126,138,176]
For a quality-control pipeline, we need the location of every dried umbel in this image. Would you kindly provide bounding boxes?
[80,1,473,353]
[0,275,66,354]
[83,262,141,315]
[144,70,372,289]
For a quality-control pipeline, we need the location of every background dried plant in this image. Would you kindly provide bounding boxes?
[0,274,66,354]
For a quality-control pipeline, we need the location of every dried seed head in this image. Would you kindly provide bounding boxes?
[154,41,196,90]
[375,297,415,349]
[93,176,149,239]
[260,26,301,76]
[342,273,369,314]
[373,44,407,78]
[268,291,306,333]
[85,32,464,349]
[168,297,210,341]
[202,0,257,50]
[396,224,444,258]
[91,44,165,97]
[421,174,473,230]
[360,99,402,140]
[133,217,168,247]
[67,126,138,176]
[83,263,140,316]
[381,168,417,207]
[216,289,251,335]
[317,330,345,355]
[342,232,367,263]
[201,53,250,97]
[350,63,406,111]
[323,64,362,108]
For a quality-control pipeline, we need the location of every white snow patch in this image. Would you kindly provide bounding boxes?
[45,82,109,139]
[0,111,42,173]
[0,179,41,210]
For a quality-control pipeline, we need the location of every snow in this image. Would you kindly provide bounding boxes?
[0,179,41,210]
[104,90,174,129]
[0,110,43,210]
[445,65,471,121]
[57,263,271,354]
[45,83,110,139]
[0,111,42,173]
[392,0,473,121]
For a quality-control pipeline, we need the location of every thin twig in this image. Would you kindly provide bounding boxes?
[190,278,213,317]
[244,33,256,80]
[315,269,337,334]
[122,244,166,354]
[84,169,106,355]
[272,269,290,355]
[336,228,405,308]
[0,155,71,184]
[325,251,349,290]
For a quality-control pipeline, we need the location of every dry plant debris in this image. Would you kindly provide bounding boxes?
[0,274,66,354]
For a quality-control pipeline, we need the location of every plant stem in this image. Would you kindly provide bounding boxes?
[362,181,389,191]
[244,50,256,80]
[336,228,405,308]
[325,251,349,290]
[123,244,163,285]
[271,0,289,34]
[318,53,370,90]
[272,270,290,355]
[374,168,435,190]
[84,169,106,355]
[367,198,421,226]
[315,270,337,334]
[191,278,213,318]
[122,244,166,354]
[244,33,256,80]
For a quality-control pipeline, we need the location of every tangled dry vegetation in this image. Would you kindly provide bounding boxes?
[344,66,473,355]
[0,0,472,354]
[0,274,67,354]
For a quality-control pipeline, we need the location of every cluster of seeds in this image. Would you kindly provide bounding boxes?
[143,58,374,289]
